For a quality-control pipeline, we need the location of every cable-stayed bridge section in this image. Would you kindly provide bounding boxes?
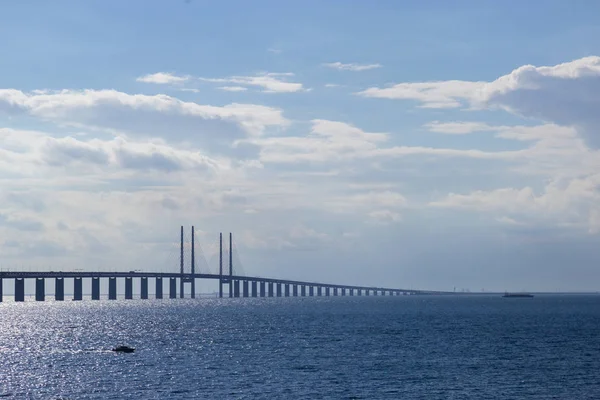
[0,226,449,302]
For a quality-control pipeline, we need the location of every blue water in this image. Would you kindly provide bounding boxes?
[1,295,599,399]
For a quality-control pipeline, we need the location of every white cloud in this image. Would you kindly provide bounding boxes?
[358,80,485,108]
[0,88,288,137]
[430,174,600,232]
[323,62,382,72]
[218,86,248,92]
[424,121,495,134]
[357,56,600,147]
[368,210,402,224]
[478,56,600,147]
[1,128,225,174]
[425,121,579,143]
[136,72,189,85]
[242,119,523,164]
[201,72,306,93]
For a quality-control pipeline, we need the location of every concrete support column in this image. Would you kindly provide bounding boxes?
[234,280,240,297]
[374,290,378,296]
[309,286,314,296]
[243,280,249,297]
[55,278,65,301]
[125,277,133,300]
[301,285,306,297]
[333,287,338,296]
[285,284,290,297]
[276,283,282,297]
[317,286,322,296]
[155,277,163,299]
[341,288,346,296]
[73,278,83,301]
[35,278,45,301]
[260,281,266,297]
[268,282,273,297]
[349,288,354,296]
[365,289,370,296]
[15,278,25,302]
[169,278,177,299]
[91,277,100,300]
[325,287,330,297]
[109,277,117,300]
[140,277,148,299]
[251,281,257,297]
[0,278,3,302]
[293,284,298,297]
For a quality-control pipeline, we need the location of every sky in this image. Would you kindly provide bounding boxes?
[1,0,600,292]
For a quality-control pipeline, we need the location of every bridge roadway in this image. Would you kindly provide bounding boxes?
[0,271,448,302]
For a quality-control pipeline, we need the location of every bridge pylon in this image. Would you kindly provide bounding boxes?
[218,232,234,298]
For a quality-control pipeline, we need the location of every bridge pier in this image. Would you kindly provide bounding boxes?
[234,280,240,297]
[293,284,298,297]
[285,284,290,297]
[309,286,314,296]
[169,278,177,299]
[268,282,273,297]
[325,287,330,296]
[333,287,338,296]
[91,277,100,300]
[14,278,25,302]
[155,277,163,299]
[73,277,83,301]
[276,283,282,297]
[251,281,257,297]
[125,277,133,300]
[15,278,25,302]
[55,278,65,301]
[140,277,148,299]
[341,288,346,296]
[0,278,2,302]
[301,285,306,297]
[243,280,249,297]
[349,288,354,296]
[109,277,117,300]
[35,278,45,301]
[260,281,265,297]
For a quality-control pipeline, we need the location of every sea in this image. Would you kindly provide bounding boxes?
[1,295,599,399]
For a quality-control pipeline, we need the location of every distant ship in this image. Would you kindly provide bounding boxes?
[502,292,534,298]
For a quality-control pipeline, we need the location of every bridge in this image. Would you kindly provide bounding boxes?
[0,226,448,302]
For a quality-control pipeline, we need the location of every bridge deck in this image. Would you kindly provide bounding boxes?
[0,271,449,294]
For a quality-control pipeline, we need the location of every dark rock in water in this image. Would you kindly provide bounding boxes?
[112,345,135,353]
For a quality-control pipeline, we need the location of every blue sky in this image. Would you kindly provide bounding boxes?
[1,1,600,292]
